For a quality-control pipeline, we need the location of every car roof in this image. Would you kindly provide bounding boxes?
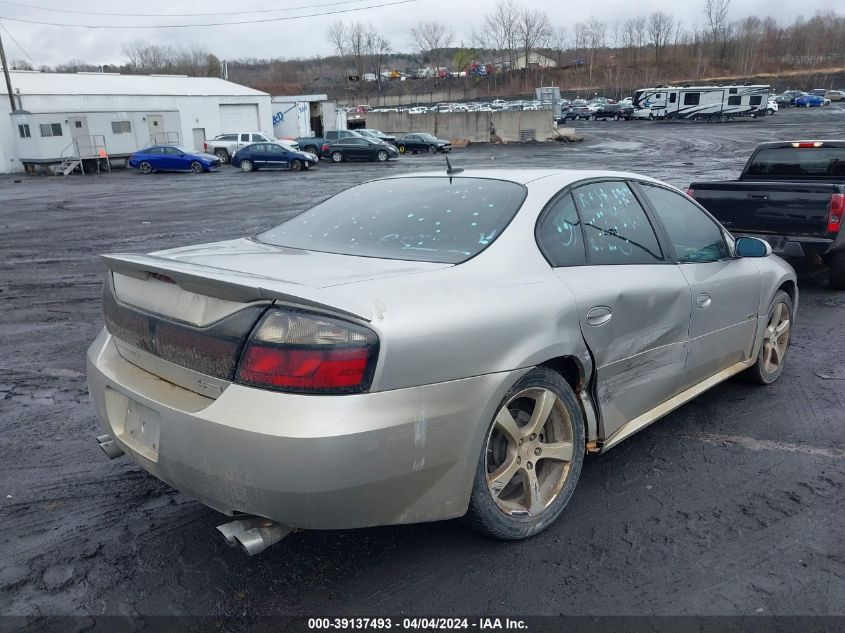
[385,169,664,186]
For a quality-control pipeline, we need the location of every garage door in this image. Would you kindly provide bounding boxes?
[219,104,260,133]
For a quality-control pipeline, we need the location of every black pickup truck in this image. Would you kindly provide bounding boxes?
[689,140,845,288]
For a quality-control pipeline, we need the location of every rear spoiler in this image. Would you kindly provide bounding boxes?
[101,253,372,322]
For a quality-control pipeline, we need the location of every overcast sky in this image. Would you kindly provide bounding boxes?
[0,0,839,68]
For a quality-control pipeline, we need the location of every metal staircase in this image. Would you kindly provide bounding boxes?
[50,136,111,176]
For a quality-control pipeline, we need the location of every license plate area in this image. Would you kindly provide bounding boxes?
[105,388,162,463]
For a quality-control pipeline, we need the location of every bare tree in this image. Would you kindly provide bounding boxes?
[515,8,553,70]
[648,11,674,65]
[409,20,453,65]
[704,0,731,61]
[480,0,519,69]
[365,28,392,94]
[585,17,606,84]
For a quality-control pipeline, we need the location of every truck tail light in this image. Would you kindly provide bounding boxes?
[790,141,823,148]
[235,309,379,394]
[828,193,844,234]
[203,142,208,150]
[686,188,695,199]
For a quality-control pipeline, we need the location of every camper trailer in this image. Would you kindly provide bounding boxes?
[632,85,770,121]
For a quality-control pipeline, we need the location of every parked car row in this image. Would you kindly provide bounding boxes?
[772,90,837,108]
[128,129,451,174]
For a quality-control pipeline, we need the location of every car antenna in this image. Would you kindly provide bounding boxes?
[445,156,463,176]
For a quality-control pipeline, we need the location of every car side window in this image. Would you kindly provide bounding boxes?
[251,134,264,142]
[572,181,663,265]
[536,192,586,267]
[639,184,729,263]
[240,134,250,142]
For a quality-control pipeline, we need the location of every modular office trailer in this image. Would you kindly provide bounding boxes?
[633,85,770,120]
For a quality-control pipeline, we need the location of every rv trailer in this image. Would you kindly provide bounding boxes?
[632,84,770,121]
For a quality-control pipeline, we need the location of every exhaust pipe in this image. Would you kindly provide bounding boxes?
[217,517,293,556]
[96,434,124,459]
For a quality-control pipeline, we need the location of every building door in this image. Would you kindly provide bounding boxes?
[147,115,163,143]
[68,116,92,156]
[192,128,206,152]
[219,104,259,133]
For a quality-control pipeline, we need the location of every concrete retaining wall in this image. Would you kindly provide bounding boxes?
[364,110,553,143]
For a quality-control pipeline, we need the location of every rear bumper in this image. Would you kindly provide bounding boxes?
[87,329,524,529]
[733,233,836,258]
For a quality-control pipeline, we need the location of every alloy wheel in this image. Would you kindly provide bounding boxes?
[190,161,203,174]
[762,302,790,374]
[485,387,575,517]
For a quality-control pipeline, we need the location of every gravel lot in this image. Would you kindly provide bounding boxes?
[1,106,844,624]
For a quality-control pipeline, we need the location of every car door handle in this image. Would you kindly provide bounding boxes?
[586,306,613,326]
[747,194,768,200]
[696,293,712,309]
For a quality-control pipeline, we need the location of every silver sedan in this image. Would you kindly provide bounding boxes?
[87,169,796,553]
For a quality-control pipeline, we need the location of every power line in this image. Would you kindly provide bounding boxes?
[0,0,372,18]
[0,18,36,67]
[0,0,417,29]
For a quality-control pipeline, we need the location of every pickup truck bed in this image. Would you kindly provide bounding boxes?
[689,140,845,288]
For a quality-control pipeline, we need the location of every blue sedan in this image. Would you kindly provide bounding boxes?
[230,142,319,172]
[128,146,221,174]
[794,94,825,107]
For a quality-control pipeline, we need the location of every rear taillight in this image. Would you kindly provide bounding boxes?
[790,141,823,148]
[203,142,208,150]
[235,309,379,394]
[686,188,695,199]
[321,143,329,152]
[828,193,844,233]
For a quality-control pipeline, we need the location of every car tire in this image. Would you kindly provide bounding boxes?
[398,145,406,153]
[376,150,389,162]
[190,161,203,174]
[613,114,620,120]
[303,145,318,156]
[648,113,654,120]
[331,151,344,163]
[767,108,774,115]
[215,150,229,164]
[428,145,437,154]
[463,366,585,540]
[744,290,793,385]
[290,159,303,172]
[139,161,152,175]
[829,251,845,290]
[240,160,254,172]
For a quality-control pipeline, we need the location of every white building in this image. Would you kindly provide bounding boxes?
[271,94,346,140]
[0,71,272,174]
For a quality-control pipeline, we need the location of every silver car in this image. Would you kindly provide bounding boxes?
[87,169,796,553]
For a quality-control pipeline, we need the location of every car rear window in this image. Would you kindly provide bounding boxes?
[745,147,845,179]
[257,177,527,263]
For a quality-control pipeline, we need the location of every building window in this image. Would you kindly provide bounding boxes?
[39,123,63,137]
[750,95,762,106]
[18,124,31,138]
[683,92,701,106]
[729,88,738,94]
[111,120,132,134]
[728,96,742,106]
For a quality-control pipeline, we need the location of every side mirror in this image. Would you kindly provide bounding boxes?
[735,236,772,258]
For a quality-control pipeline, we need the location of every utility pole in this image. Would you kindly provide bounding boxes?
[0,30,17,112]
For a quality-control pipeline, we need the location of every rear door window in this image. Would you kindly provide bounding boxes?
[572,181,663,265]
[258,177,527,263]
